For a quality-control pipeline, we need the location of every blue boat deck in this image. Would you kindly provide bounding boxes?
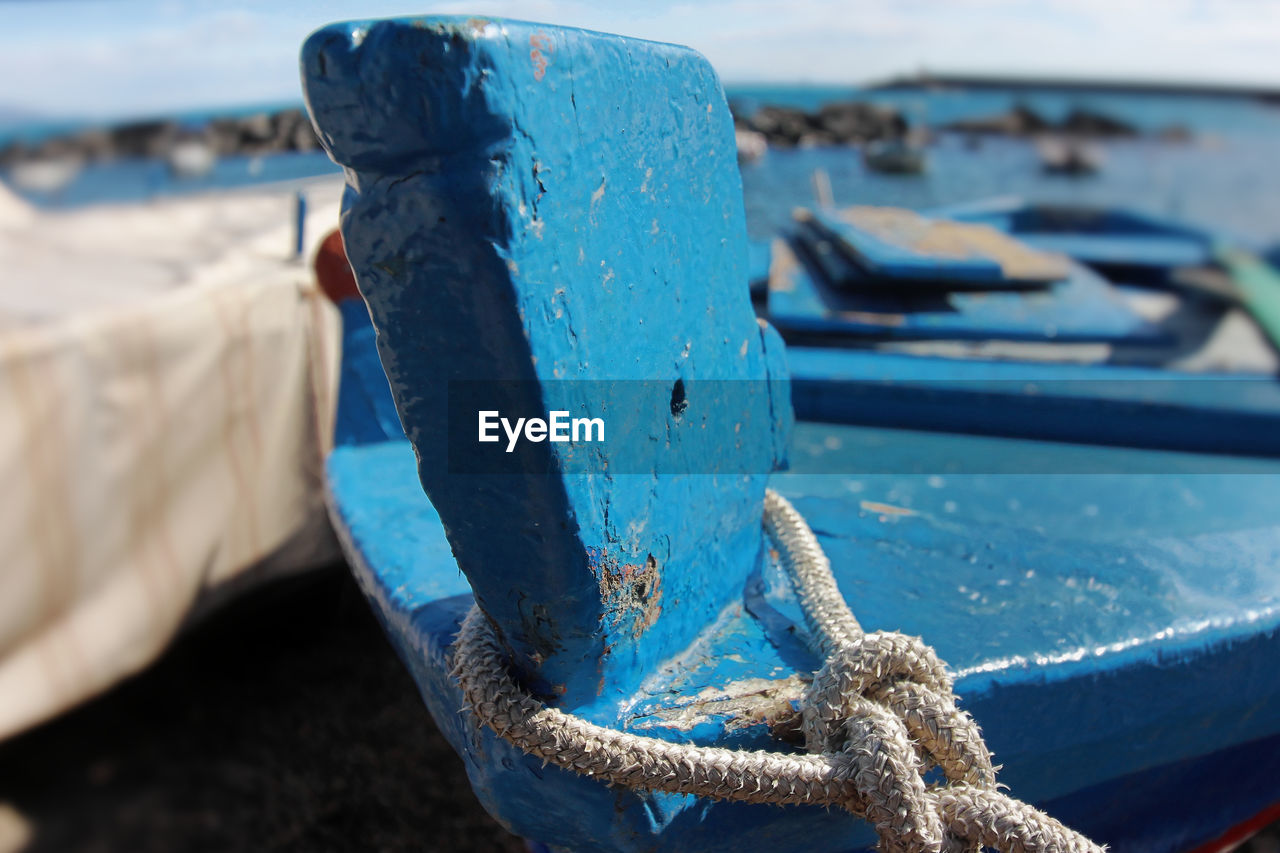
[328,423,1280,851]
[327,281,1280,849]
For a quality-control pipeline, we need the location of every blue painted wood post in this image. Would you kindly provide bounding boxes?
[302,17,792,713]
[293,190,307,259]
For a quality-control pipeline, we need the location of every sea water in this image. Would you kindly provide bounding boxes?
[730,85,1280,246]
[5,87,1280,246]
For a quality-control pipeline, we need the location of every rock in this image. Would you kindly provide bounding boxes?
[745,106,814,147]
[1010,103,1052,134]
[815,103,861,141]
[943,102,1050,136]
[207,117,245,156]
[1059,107,1138,137]
[270,108,321,152]
[0,141,27,169]
[65,128,114,162]
[270,109,302,150]
[733,101,907,148]
[0,107,329,170]
[238,112,275,147]
[292,120,321,152]
[943,103,1137,139]
[817,102,904,143]
[34,136,80,158]
[109,120,178,159]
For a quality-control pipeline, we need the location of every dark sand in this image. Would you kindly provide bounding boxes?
[0,565,1276,852]
[0,567,522,853]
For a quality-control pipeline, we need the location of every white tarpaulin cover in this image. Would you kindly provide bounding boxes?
[0,180,345,739]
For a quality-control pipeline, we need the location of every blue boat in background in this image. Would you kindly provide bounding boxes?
[304,15,1280,853]
[763,192,1280,459]
[772,204,1169,343]
[930,197,1217,286]
[931,198,1280,351]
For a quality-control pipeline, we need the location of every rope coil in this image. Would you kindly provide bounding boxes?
[453,489,1103,853]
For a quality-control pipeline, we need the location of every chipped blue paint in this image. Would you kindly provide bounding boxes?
[304,15,791,713]
[326,427,1280,851]
[307,16,1280,852]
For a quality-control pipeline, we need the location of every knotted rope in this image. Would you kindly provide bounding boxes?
[453,489,1103,852]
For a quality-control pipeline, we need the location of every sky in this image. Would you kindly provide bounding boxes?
[2,0,1280,120]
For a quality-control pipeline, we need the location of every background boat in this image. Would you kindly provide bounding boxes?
[862,138,928,173]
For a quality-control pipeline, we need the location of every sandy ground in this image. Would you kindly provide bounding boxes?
[0,564,1277,853]
[0,567,523,853]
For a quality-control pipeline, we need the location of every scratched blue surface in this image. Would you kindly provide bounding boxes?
[326,425,1280,851]
[308,16,1280,852]
[322,215,1280,852]
[304,16,791,715]
[768,235,1165,343]
[775,453,1280,808]
[325,288,1280,850]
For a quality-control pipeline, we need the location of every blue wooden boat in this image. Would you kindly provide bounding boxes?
[304,16,1280,852]
[767,195,1280,456]
[926,199,1280,353]
[928,198,1217,289]
[771,204,1172,344]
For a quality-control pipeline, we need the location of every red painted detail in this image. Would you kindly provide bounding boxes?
[1185,800,1280,853]
[529,33,553,81]
[314,228,361,304]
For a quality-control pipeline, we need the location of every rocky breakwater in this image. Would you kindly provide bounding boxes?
[0,108,323,185]
[943,102,1187,140]
[733,101,908,149]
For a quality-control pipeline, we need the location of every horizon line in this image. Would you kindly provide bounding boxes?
[5,69,1280,130]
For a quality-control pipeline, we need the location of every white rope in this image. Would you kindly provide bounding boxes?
[453,489,1104,853]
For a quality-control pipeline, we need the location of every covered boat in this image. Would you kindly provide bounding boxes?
[0,178,345,738]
